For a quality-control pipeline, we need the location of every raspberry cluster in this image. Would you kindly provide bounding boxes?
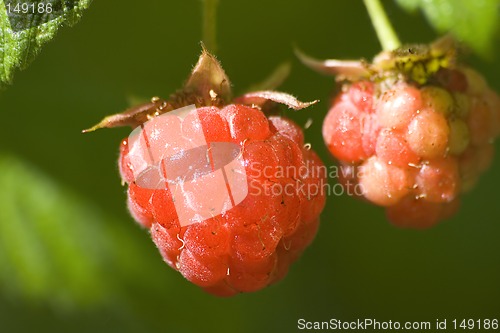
[120,105,326,296]
[324,66,500,228]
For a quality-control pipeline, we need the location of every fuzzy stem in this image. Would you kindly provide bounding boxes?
[202,0,219,53]
[363,0,401,51]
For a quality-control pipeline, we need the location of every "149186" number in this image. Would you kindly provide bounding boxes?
[6,2,53,14]
[452,319,499,330]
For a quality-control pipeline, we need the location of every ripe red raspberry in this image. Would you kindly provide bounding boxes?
[300,38,500,229]
[85,50,326,296]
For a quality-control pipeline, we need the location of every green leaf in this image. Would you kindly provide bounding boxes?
[0,153,165,309]
[394,0,500,56]
[0,0,92,89]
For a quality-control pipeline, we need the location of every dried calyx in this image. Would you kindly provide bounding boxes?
[83,49,317,133]
[296,36,458,86]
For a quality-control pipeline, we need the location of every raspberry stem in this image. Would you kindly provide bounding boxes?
[363,0,401,51]
[202,0,219,54]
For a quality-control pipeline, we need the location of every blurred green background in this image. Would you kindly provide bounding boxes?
[0,0,499,332]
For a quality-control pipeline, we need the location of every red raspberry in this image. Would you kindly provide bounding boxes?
[301,38,500,228]
[85,50,326,295]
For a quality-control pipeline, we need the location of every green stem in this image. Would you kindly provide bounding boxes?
[202,0,219,54]
[363,0,401,51]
